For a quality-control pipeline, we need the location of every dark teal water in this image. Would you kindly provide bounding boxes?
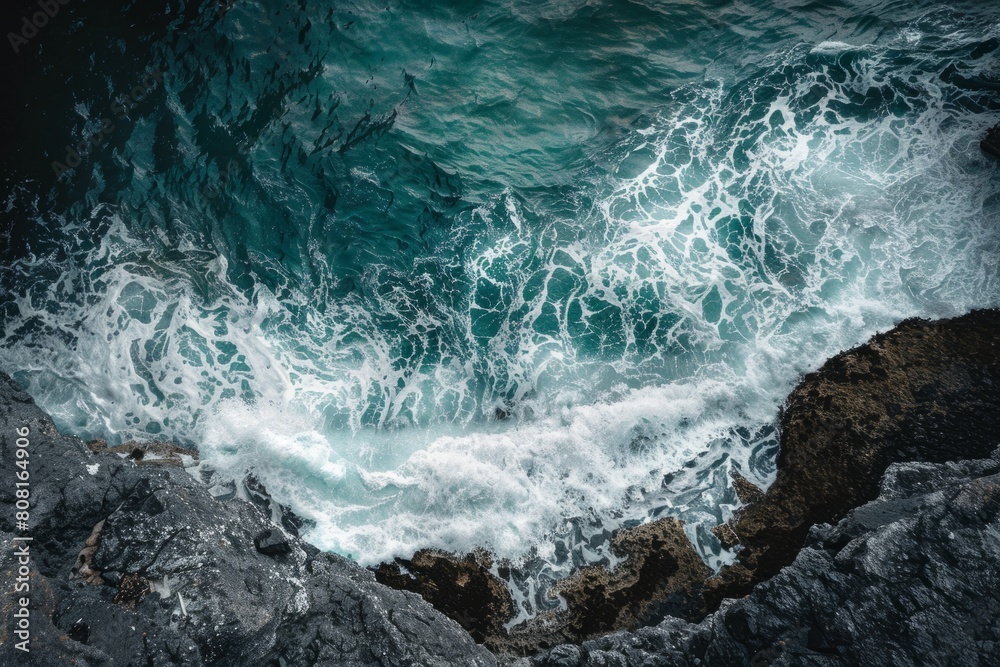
[2,0,1000,621]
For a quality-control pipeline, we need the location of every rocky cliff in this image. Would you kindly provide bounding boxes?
[0,373,496,666]
[518,450,1000,666]
[511,309,1000,665]
[378,310,1000,658]
[1,310,999,666]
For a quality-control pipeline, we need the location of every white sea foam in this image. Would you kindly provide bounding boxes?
[811,41,858,54]
[2,11,999,620]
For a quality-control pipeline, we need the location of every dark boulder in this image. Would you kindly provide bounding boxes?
[253,529,291,556]
[375,549,514,645]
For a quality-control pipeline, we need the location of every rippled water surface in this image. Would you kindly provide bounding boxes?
[2,0,999,622]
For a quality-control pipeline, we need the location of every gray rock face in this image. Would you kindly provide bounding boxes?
[0,371,496,667]
[524,451,1000,667]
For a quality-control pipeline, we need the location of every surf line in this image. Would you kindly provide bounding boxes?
[50,66,166,181]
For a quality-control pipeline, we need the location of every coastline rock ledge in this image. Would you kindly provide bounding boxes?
[0,373,496,666]
[382,309,1000,663]
[506,308,1000,665]
[1,309,999,666]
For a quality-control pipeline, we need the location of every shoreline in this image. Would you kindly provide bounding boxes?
[1,309,999,665]
[378,309,1000,656]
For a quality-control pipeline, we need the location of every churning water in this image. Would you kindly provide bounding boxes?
[2,0,1000,621]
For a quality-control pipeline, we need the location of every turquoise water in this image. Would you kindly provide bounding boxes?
[2,0,1000,622]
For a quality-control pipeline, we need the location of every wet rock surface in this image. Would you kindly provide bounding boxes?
[708,309,1000,606]
[376,310,1000,659]
[521,451,1000,667]
[0,371,496,667]
[501,518,710,653]
[375,549,515,645]
[2,309,999,666]
[982,122,1000,159]
[375,520,711,654]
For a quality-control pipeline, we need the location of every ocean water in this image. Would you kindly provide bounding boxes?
[2,0,1000,622]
